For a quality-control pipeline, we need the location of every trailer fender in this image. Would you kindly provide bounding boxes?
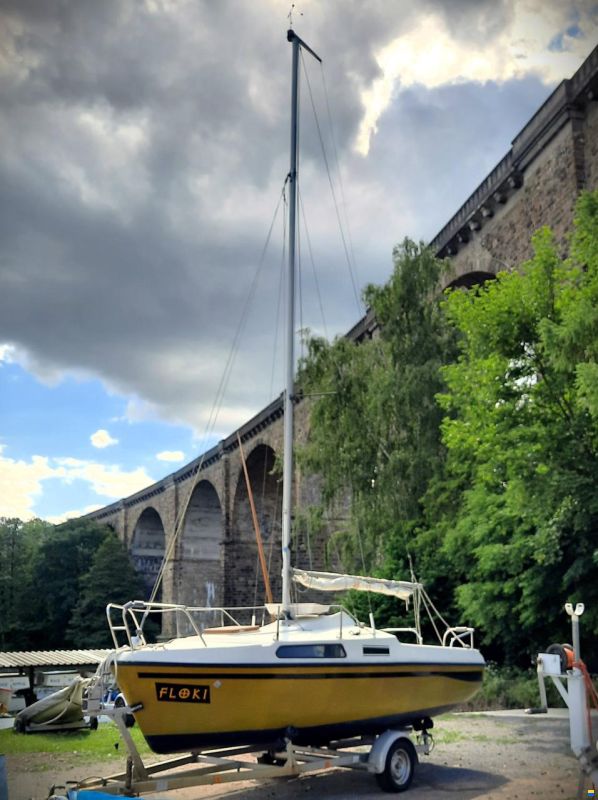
[368,729,416,774]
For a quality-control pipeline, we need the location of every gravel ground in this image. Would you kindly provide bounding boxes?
[5,711,585,800]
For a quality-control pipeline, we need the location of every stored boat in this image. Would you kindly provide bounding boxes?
[0,687,10,714]
[94,28,485,757]
[14,676,95,733]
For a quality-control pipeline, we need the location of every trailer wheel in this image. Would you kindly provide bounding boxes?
[375,738,416,792]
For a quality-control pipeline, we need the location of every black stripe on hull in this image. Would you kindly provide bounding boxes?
[125,660,483,670]
[137,669,483,682]
[144,706,454,754]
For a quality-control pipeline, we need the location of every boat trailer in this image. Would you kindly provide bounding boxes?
[534,603,598,796]
[48,706,433,798]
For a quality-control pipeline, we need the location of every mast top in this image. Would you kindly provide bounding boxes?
[286,29,322,63]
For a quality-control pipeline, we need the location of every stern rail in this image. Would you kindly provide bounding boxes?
[442,627,475,648]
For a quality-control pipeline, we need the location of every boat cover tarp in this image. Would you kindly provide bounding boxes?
[14,676,89,731]
[292,569,421,601]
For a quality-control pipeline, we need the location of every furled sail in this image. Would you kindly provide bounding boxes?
[292,569,421,602]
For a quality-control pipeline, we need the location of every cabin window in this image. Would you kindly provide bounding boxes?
[276,644,347,659]
[363,646,390,655]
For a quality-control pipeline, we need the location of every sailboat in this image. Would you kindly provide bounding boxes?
[99,29,485,759]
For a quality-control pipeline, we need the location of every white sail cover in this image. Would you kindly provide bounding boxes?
[292,569,421,601]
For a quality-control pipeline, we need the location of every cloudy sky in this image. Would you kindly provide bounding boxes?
[1,0,597,523]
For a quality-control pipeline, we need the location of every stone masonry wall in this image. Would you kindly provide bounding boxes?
[447,112,593,285]
[585,99,598,191]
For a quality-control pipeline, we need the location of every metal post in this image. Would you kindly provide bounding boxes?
[0,755,7,800]
[564,603,591,758]
[280,30,300,616]
[281,30,321,617]
[566,602,584,661]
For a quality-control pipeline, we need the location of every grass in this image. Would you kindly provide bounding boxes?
[0,722,153,757]
[434,728,466,744]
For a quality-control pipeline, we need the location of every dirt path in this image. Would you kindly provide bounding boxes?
[6,712,583,800]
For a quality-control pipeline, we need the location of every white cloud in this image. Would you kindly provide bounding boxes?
[53,458,153,498]
[0,446,66,519]
[90,428,119,448]
[156,450,185,462]
[124,397,160,424]
[45,504,103,525]
[357,5,593,154]
[0,344,15,364]
[0,446,154,521]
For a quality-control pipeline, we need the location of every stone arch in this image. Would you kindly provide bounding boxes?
[176,480,224,608]
[228,443,282,608]
[131,507,166,599]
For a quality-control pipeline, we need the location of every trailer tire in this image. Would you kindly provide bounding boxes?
[375,738,416,792]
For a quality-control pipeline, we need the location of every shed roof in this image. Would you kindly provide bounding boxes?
[0,649,111,669]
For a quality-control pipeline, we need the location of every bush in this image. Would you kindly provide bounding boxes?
[460,663,566,711]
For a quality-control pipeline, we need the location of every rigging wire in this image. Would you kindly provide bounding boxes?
[148,181,289,603]
[269,192,287,402]
[297,53,378,591]
[320,66,361,293]
[356,520,374,621]
[238,433,273,606]
[296,53,370,589]
[407,554,422,641]
[420,585,452,633]
[419,591,444,645]
[298,188,329,341]
[297,180,304,363]
[266,479,280,591]
[300,50,362,315]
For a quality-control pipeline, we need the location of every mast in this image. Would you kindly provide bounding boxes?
[281,30,321,616]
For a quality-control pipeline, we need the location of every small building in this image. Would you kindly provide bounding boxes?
[0,649,110,711]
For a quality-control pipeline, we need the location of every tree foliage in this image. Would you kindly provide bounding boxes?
[298,239,457,625]
[436,192,598,664]
[67,532,146,648]
[298,192,598,665]
[0,518,52,650]
[0,517,142,651]
[20,519,109,650]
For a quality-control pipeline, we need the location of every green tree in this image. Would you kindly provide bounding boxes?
[436,191,598,665]
[21,520,110,650]
[298,239,458,625]
[67,532,146,648]
[0,517,52,650]
[298,193,598,664]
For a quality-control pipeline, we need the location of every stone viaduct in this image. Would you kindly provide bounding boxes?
[86,44,598,610]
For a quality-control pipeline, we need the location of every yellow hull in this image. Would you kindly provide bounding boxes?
[115,661,483,752]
